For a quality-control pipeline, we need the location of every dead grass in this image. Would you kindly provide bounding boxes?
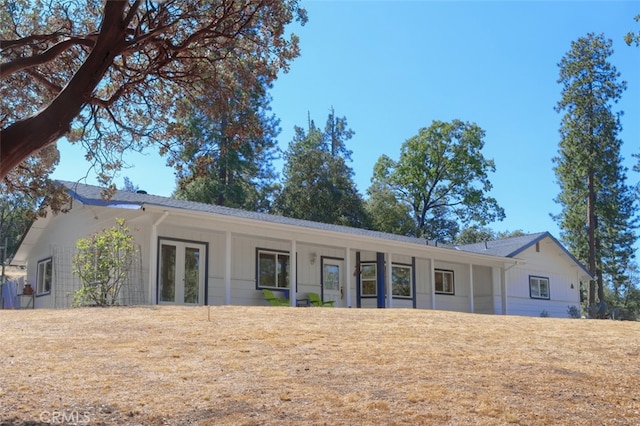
[0,306,638,425]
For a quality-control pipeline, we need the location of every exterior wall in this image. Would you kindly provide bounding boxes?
[22,205,150,308]
[414,258,432,309]
[472,265,494,314]
[433,261,471,313]
[505,238,581,318]
[19,198,582,318]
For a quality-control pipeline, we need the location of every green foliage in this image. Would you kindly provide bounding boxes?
[273,109,370,228]
[624,14,640,47]
[567,305,581,319]
[455,227,526,245]
[553,33,638,308]
[365,181,417,236]
[172,81,280,212]
[368,120,504,241]
[72,218,138,307]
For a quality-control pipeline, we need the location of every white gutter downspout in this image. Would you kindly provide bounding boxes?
[149,211,169,305]
[225,231,232,305]
[501,260,520,315]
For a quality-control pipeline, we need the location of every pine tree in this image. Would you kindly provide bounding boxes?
[172,84,280,212]
[273,109,369,228]
[553,33,638,313]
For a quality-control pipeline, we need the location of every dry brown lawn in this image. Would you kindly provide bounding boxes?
[0,306,638,425]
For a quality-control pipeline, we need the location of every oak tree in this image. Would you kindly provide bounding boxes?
[368,120,504,241]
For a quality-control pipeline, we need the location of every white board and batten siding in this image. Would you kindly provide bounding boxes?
[504,238,581,318]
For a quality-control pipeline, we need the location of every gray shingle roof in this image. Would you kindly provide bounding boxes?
[59,180,440,247]
[59,180,590,277]
[455,232,549,257]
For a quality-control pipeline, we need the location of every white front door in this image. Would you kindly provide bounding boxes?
[322,257,343,306]
[158,239,206,305]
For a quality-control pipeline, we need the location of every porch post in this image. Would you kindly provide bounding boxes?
[290,239,297,307]
[501,266,508,315]
[224,231,231,305]
[430,258,436,310]
[469,263,475,313]
[386,252,393,308]
[376,252,385,308]
[149,211,168,304]
[345,247,352,308]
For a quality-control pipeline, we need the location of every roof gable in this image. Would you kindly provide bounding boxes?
[456,232,592,278]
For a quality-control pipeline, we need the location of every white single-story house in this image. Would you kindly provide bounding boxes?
[10,181,592,317]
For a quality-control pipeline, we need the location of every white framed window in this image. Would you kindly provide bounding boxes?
[36,257,53,295]
[256,249,290,289]
[360,263,377,296]
[530,276,550,299]
[392,264,412,298]
[435,269,454,295]
[360,262,413,298]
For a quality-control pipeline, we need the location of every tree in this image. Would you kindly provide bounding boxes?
[626,14,640,184]
[454,227,526,245]
[368,120,505,241]
[172,79,280,212]
[273,110,370,228]
[1,0,306,198]
[72,217,138,306]
[121,177,139,193]
[0,144,69,220]
[553,33,638,312]
[365,180,417,237]
[624,14,640,47]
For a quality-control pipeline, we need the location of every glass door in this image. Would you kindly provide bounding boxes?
[322,258,343,306]
[158,239,206,305]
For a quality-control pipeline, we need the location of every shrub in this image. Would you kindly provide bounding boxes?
[72,218,138,307]
[540,310,550,318]
[567,305,581,319]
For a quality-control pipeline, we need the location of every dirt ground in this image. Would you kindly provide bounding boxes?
[0,306,638,425]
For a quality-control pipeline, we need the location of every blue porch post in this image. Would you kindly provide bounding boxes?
[376,252,385,308]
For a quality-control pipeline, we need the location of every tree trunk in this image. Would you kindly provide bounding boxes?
[587,169,597,307]
[0,2,129,178]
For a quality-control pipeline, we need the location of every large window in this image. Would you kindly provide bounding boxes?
[530,276,550,299]
[257,249,290,289]
[360,262,413,298]
[36,258,53,295]
[392,265,412,298]
[435,269,454,295]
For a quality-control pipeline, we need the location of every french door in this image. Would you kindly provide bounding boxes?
[158,239,206,305]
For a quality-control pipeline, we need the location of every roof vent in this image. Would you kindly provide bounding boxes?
[136,190,147,194]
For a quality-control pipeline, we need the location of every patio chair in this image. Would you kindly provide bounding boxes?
[262,289,290,306]
[307,292,335,307]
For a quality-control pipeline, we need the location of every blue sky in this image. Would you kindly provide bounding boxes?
[53,1,640,244]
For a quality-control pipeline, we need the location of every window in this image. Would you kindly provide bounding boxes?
[257,249,290,289]
[360,263,377,296]
[360,263,413,298]
[37,258,53,295]
[435,269,454,295]
[392,265,412,298]
[530,276,550,299]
